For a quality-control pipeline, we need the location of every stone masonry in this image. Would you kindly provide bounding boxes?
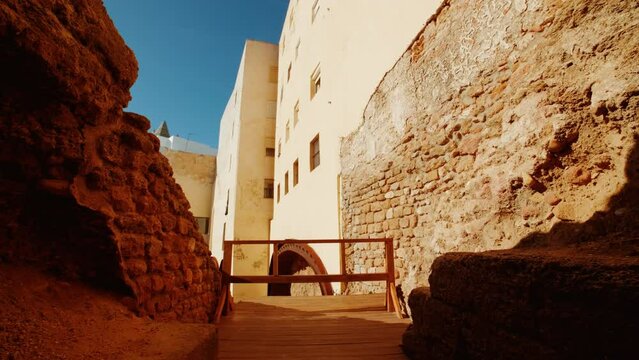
[340,0,639,298]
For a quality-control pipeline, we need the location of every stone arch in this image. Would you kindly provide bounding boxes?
[268,243,334,296]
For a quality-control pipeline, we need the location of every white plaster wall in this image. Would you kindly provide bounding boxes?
[271,0,444,291]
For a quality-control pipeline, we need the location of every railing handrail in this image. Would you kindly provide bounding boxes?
[214,237,401,322]
[222,238,390,245]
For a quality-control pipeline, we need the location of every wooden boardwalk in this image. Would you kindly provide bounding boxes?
[217,294,410,359]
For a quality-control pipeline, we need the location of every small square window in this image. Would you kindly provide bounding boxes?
[288,7,295,29]
[278,140,282,157]
[310,66,321,100]
[266,147,275,157]
[285,121,290,142]
[269,66,278,83]
[312,0,320,23]
[287,63,292,82]
[293,101,300,127]
[293,159,299,186]
[264,179,274,199]
[266,101,277,119]
[195,217,210,235]
[277,184,280,203]
[284,172,289,194]
[310,134,320,171]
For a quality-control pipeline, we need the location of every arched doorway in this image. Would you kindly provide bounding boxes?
[268,243,334,296]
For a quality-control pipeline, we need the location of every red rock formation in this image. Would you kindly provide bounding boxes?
[0,0,220,322]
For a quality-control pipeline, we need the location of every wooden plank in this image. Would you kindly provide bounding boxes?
[222,242,233,315]
[229,273,388,283]
[224,238,390,245]
[218,294,410,360]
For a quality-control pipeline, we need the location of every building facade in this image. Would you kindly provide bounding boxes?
[161,149,216,246]
[210,40,278,298]
[270,0,442,292]
[153,123,217,246]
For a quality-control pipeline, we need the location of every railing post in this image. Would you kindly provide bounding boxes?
[214,241,234,323]
[223,241,232,275]
[223,241,233,313]
[385,238,402,318]
[272,242,279,276]
[385,239,392,312]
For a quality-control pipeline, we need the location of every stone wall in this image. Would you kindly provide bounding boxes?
[0,0,220,322]
[340,0,639,297]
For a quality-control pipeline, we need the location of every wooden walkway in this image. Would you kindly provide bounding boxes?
[217,294,410,359]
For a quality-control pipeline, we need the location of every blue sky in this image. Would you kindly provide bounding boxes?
[103,0,289,149]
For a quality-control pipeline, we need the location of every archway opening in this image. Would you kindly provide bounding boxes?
[267,243,334,296]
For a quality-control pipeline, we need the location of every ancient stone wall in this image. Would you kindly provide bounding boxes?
[340,0,639,296]
[0,0,220,322]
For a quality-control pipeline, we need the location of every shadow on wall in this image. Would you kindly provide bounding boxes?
[0,29,129,295]
[404,136,639,359]
[515,134,639,252]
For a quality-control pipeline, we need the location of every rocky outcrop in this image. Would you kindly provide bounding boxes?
[339,0,638,357]
[403,240,639,359]
[0,0,220,322]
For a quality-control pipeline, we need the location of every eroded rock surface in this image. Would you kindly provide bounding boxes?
[0,0,220,322]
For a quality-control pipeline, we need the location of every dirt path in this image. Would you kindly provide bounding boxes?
[0,264,217,360]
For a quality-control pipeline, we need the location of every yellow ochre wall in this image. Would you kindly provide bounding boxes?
[211,40,278,298]
[162,149,216,246]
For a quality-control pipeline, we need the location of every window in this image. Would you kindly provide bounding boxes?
[284,172,289,194]
[295,40,300,60]
[277,184,280,203]
[285,121,290,141]
[288,8,295,30]
[269,66,278,83]
[278,140,282,157]
[293,159,299,186]
[222,223,226,244]
[267,101,277,119]
[266,147,275,157]
[287,63,292,82]
[310,66,321,99]
[224,189,230,215]
[195,217,210,235]
[312,0,320,22]
[310,134,320,171]
[264,179,274,199]
[293,101,300,127]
